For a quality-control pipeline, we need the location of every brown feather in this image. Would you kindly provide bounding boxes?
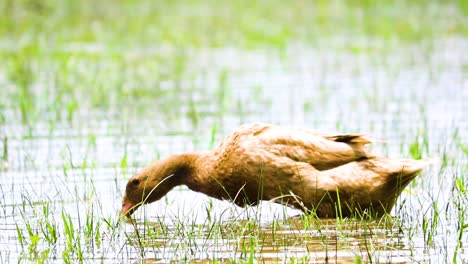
[121,123,430,218]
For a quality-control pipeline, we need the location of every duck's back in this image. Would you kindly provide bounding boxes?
[214,123,374,171]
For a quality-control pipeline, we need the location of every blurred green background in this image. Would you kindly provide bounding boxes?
[1,0,467,129]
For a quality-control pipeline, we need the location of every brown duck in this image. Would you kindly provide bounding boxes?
[121,123,430,218]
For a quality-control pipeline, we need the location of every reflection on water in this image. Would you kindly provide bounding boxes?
[0,37,467,262]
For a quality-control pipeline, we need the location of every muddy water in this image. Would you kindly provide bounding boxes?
[0,37,467,263]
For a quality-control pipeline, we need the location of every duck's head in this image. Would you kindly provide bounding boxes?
[120,155,194,217]
[120,170,166,217]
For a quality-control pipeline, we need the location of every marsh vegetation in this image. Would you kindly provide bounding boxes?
[0,0,467,262]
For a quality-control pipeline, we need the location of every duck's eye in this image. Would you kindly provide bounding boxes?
[131,179,140,186]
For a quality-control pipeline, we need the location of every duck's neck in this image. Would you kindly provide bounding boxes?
[160,152,210,188]
[140,152,208,205]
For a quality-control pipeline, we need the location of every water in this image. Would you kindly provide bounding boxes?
[0,37,467,263]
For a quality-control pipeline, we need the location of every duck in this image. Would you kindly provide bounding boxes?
[121,123,430,218]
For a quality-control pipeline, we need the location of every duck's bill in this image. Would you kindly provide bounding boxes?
[120,202,138,218]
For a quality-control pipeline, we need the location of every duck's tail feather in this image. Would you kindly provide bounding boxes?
[400,158,435,177]
[325,134,379,159]
[369,157,433,187]
[326,134,375,144]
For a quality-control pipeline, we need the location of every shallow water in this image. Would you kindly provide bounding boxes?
[0,37,467,263]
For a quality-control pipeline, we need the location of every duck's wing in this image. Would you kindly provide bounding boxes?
[249,124,375,170]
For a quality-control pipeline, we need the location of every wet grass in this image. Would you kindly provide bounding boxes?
[0,0,467,263]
